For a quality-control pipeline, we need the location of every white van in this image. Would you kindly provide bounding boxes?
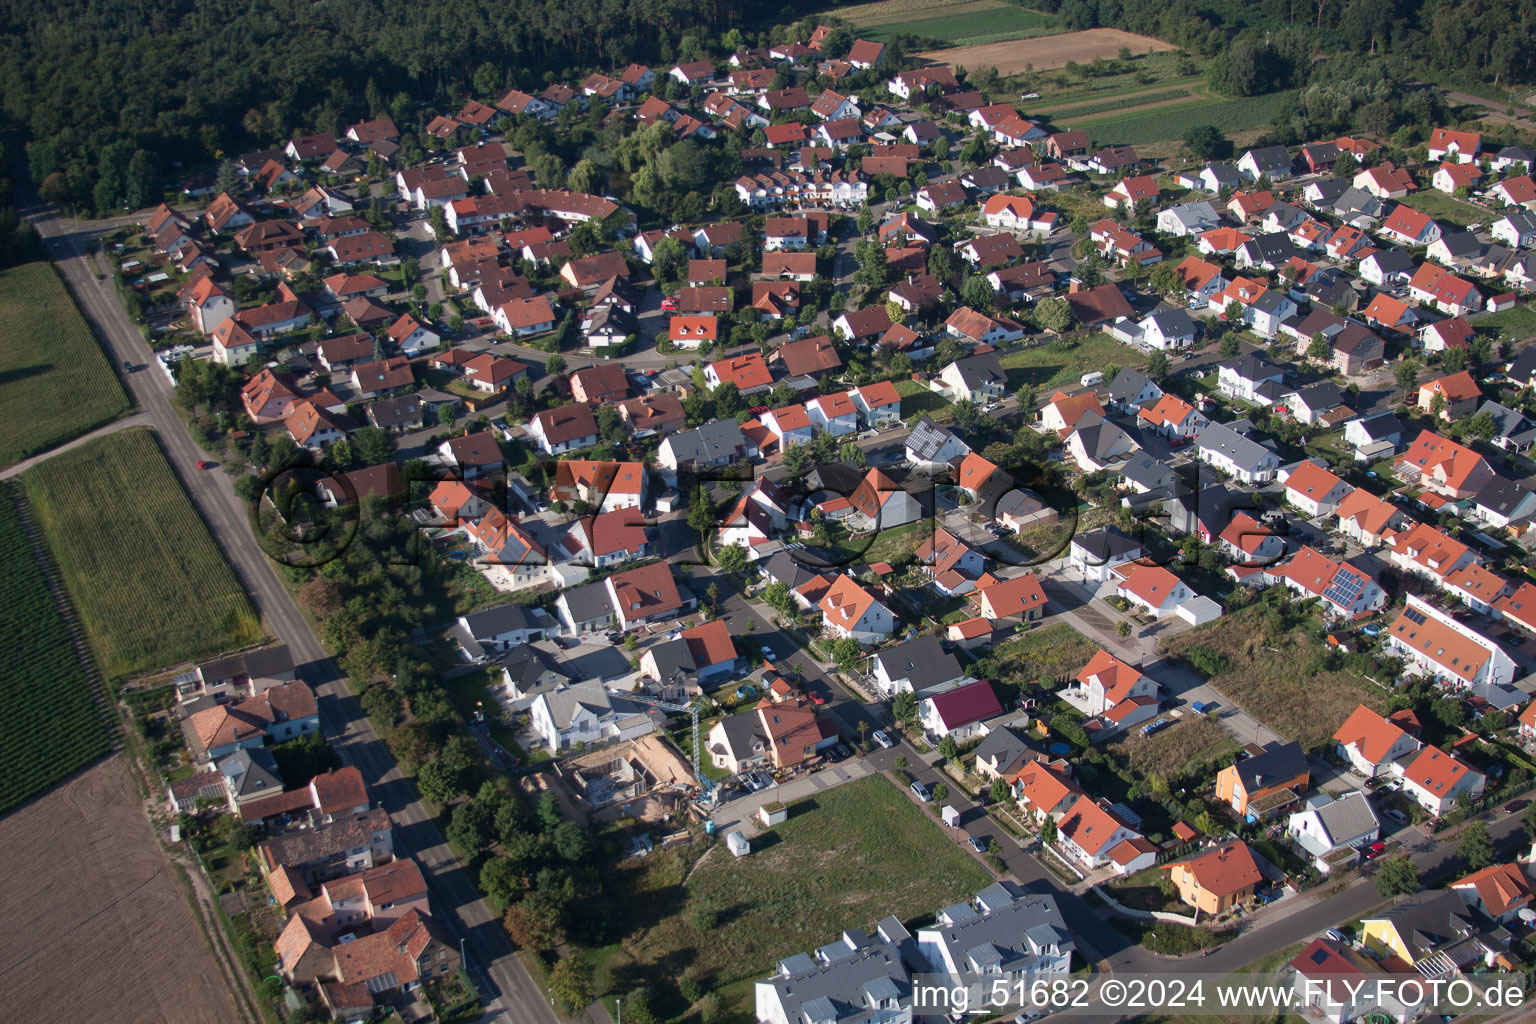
[1080,371,1104,388]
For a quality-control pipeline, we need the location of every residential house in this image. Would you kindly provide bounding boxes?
[919,679,1002,742]
[1333,703,1423,779]
[1396,744,1486,816]
[1215,742,1309,820]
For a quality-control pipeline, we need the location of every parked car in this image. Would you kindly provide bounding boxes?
[1504,799,1529,814]
[807,691,826,706]
[761,645,775,661]
[1384,808,1408,825]
[872,730,894,749]
[1325,928,1348,943]
[966,835,987,854]
[196,460,213,469]
[1362,841,1386,861]
[911,780,932,802]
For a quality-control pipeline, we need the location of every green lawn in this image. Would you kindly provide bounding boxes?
[999,333,1150,392]
[22,428,263,677]
[1478,305,1536,345]
[1400,188,1486,228]
[0,262,132,467]
[809,518,935,568]
[592,774,990,1020]
[1078,91,1297,148]
[895,376,953,418]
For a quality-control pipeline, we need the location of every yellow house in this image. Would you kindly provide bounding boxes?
[1360,890,1508,973]
[1163,841,1262,917]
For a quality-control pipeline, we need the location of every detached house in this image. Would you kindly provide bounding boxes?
[817,575,894,643]
[1164,842,1264,915]
[1216,742,1309,821]
[1332,704,1423,779]
[919,679,1002,742]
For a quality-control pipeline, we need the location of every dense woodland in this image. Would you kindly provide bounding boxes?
[1,0,1534,208]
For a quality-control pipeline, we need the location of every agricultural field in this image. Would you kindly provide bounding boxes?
[918,27,1176,75]
[591,775,990,1021]
[999,332,1151,392]
[22,428,262,678]
[0,488,111,813]
[1164,604,1388,750]
[1075,90,1297,148]
[0,757,244,1024]
[839,0,1063,46]
[0,261,131,468]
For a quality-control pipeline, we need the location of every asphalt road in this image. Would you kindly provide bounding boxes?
[26,207,559,1024]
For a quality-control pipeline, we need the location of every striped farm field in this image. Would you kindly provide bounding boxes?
[1041,87,1194,120]
[837,0,1063,45]
[918,27,1175,74]
[0,486,111,812]
[1077,90,1297,147]
[0,262,131,468]
[22,428,262,678]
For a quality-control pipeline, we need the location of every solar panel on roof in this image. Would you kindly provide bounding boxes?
[1403,607,1427,625]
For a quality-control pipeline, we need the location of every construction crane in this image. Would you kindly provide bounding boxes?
[620,691,716,804]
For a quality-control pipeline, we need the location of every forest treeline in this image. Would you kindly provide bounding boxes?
[1,0,1532,210]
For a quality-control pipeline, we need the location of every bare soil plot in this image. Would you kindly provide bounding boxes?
[919,27,1176,74]
[0,757,242,1024]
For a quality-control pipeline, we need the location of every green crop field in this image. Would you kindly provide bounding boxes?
[0,487,111,813]
[0,262,131,468]
[22,429,262,678]
[999,333,1150,391]
[840,0,1062,45]
[1079,90,1297,147]
[1042,87,1194,120]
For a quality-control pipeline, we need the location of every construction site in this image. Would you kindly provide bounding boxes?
[547,734,698,824]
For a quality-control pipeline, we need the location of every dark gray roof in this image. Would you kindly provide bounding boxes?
[1106,367,1160,405]
[1235,741,1307,793]
[973,726,1032,769]
[948,352,1006,391]
[1304,177,1347,205]
[1196,421,1278,473]
[559,580,615,621]
[1144,308,1197,336]
[1354,411,1405,442]
[197,644,294,684]
[1291,381,1348,412]
[1435,231,1483,261]
[1332,186,1385,218]
[1203,161,1241,183]
[1474,401,1534,443]
[1496,145,1536,164]
[495,643,568,689]
[1072,414,1134,462]
[905,416,967,462]
[1508,347,1536,386]
[761,550,819,590]
[714,709,767,760]
[1249,290,1292,314]
[1220,353,1284,383]
[1372,890,1508,969]
[218,748,283,799]
[1365,250,1415,275]
[1239,234,1299,264]
[1117,451,1176,492]
[644,637,697,683]
[1473,474,1534,517]
[367,394,422,429]
[872,636,961,692]
[1072,525,1143,562]
[1243,145,1293,173]
[664,418,748,464]
[459,602,554,640]
[558,643,633,683]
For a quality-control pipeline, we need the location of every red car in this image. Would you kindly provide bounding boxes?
[660,296,679,312]
[196,460,213,469]
[1363,841,1386,860]
[808,692,826,706]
